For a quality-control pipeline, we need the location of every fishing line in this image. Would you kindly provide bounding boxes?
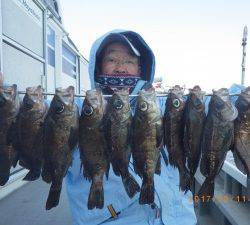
[128,164,165,225]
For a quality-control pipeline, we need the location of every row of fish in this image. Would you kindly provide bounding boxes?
[165,85,242,199]
[81,88,162,209]
[0,85,78,210]
[167,85,250,199]
[0,83,249,211]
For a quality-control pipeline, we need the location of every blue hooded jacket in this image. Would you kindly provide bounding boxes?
[66,30,197,225]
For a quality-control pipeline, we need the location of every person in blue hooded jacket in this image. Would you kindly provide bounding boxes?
[66,30,197,225]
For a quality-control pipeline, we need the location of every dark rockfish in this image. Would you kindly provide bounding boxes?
[42,86,79,210]
[132,88,163,204]
[0,84,20,185]
[233,87,250,194]
[13,86,47,181]
[164,85,190,192]
[105,88,140,199]
[183,86,205,187]
[199,88,238,197]
[79,89,109,210]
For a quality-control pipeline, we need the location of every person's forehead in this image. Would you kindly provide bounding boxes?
[104,42,133,55]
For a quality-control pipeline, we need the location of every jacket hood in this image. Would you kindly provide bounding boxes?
[88,29,155,93]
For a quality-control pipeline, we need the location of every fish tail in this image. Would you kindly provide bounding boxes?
[179,170,191,193]
[23,168,41,181]
[198,178,215,198]
[46,183,62,210]
[111,160,121,177]
[87,179,104,210]
[139,177,154,205]
[0,174,9,186]
[122,173,140,198]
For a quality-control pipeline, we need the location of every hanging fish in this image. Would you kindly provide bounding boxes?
[79,89,109,210]
[132,87,163,204]
[199,88,238,198]
[105,88,140,199]
[233,87,250,194]
[164,85,190,192]
[0,84,20,185]
[183,85,205,189]
[42,86,79,210]
[12,85,47,181]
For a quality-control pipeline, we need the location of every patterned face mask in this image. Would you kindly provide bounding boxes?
[95,74,141,94]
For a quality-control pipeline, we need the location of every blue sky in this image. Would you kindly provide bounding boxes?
[60,0,250,91]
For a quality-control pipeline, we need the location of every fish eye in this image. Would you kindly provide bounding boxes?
[56,103,65,114]
[139,101,148,111]
[113,99,123,110]
[83,105,94,116]
[172,99,180,108]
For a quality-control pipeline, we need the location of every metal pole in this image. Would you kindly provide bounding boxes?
[241,26,248,86]
[17,91,239,98]
[0,0,3,73]
[43,8,48,92]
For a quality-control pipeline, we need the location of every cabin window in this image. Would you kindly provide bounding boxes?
[62,43,77,78]
[47,26,55,67]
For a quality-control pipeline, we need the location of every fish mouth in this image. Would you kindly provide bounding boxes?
[193,98,203,108]
[112,98,124,110]
[171,88,184,99]
[213,88,229,101]
[24,99,35,110]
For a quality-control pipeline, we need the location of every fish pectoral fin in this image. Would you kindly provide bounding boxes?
[132,158,143,178]
[6,123,14,145]
[179,169,191,193]
[155,154,161,175]
[12,152,19,168]
[23,169,40,181]
[79,152,92,180]
[68,127,78,150]
[156,122,164,148]
[111,160,121,176]
[105,163,110,180]
[41,162,52,183]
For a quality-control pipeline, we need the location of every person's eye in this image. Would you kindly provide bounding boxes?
[106,58,115,63]
[125,60,135,65]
